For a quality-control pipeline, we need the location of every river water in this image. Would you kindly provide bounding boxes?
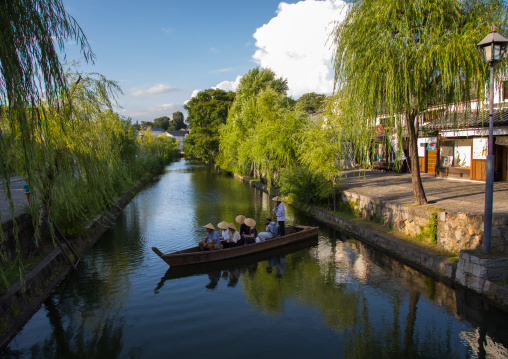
[3,160,508,358]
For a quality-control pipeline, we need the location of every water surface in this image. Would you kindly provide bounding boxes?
[3,160,508,358]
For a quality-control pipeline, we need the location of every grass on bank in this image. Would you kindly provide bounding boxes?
[0,251,50,293]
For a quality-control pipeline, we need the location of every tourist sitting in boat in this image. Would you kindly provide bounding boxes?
[199,223,222,250]
[242,218,257,244]
[256,216,279,242]
[224,222,241,248]
[217,221,230,245]
[236,214,248,236]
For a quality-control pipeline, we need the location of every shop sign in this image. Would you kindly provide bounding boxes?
[426,142,437,151]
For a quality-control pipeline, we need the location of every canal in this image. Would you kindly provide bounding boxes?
[3,160,508,358]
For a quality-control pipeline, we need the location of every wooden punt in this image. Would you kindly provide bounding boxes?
[152,225,319,267]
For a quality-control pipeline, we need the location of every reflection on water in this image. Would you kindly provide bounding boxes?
[3,160,508,359]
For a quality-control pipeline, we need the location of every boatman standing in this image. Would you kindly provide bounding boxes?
[272,196,285,237]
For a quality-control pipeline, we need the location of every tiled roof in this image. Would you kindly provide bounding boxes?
[421,108,508,135]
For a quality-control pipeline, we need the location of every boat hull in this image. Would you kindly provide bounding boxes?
[152,225,319,267]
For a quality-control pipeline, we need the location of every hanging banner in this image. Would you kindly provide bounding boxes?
[426,142,437,151]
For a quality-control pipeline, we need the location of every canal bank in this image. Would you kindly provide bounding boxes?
[0,173,157,351]
[224,168,508,312]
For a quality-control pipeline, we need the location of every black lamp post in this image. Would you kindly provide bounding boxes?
[476,25,508,253]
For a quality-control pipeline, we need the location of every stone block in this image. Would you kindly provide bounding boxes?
[455,268,464,283]
[396,218,403,229]
[439,211,446,222]
[494,258,508,268]
[470,255,480,264]
[483,280,491,293]
[486,267,505,282]
[444,264,455,278]
[457,258,464,270]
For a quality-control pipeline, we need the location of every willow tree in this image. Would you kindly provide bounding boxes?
[0,0,93,217]
[331,0,506,204]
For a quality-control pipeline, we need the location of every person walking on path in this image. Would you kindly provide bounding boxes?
[23,183,31,204]
[272,196,285,237]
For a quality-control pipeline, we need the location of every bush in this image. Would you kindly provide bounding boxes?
[278,166,333,205]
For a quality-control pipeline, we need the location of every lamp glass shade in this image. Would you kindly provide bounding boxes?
[494,44,502,61]
[484,45,493,62]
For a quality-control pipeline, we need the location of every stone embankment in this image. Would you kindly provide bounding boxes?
[0,175,154,351]
[223,168,508,311]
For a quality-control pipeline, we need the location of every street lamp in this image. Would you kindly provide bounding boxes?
[139,131,144,144]
[476,25,508,253]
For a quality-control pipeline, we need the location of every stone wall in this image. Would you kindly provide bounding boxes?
[455,250,508,308]
[340,190,508,254]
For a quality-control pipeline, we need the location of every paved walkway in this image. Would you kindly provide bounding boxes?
[340,170,508,215]
[0,176,30,225]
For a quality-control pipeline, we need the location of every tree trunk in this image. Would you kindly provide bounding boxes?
[406,110,428,205]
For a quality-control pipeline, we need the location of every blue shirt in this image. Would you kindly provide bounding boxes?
[266,221,279,238]
[205,230,220,244]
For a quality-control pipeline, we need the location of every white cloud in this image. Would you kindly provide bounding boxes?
[185,76,240,108]
[252,0,348,99]
[210,47,219,53]
[130,83,179,98]
[212,67,234,73]
[213,76,242,92]
[190,89,201,99]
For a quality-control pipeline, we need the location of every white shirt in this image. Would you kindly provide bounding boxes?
[274,202,286,222]
[221,229,229,239]
[229,230,241,243]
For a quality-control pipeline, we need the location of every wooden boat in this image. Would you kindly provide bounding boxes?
[154,236,319,292]
[152,224,319,267]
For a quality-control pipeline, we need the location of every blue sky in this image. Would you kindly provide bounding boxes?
[62,0,347,123]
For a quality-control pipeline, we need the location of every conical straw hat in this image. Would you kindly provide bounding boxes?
[272,196,282,201]
[217,221,229,230]
[244,218,256,227]
[227,223,237,231]
[203,223,215,230]
[235,215,246,224]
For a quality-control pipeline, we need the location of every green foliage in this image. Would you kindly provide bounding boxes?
[218,67,341,205]
[171,111,186,130]
[131,120,141,132]
[415,212,439,244]
[278,166,333,205]
[140,121,153,130]
[0,0,93,241]
[153,116,170,131]
[218,67,297,178]
[183,88,235,162]
[297,92,326,114]
[0,69,178,282]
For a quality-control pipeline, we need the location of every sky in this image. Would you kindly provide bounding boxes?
[61,0,348,123]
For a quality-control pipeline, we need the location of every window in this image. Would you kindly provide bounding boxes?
[439,139,471,168]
